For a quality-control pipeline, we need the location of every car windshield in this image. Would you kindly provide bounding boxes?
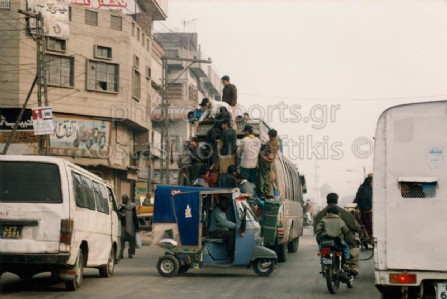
[0,161,62,203]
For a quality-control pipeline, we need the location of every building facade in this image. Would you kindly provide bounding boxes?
[151,32,222,184]
[0,0,167,201]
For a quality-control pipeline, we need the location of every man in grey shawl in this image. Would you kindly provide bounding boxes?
[119,194,140,259]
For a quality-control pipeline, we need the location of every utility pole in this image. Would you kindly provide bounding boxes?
[313,159,320,207]
[17,9,49,156]
[35,11,50,156]
[159,56,211,185]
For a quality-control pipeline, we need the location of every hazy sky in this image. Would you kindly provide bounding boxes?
[156,0,447,206]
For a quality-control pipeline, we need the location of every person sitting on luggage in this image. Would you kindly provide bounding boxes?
[218,165,238,188]
[192,165,210,187]
[315,206,351,260]
[209,195,236,259]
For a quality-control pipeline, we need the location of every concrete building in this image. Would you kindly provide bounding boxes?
[0,0,167,201]
[151,32,222,184]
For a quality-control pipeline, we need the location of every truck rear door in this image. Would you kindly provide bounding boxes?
[384,112,447,271]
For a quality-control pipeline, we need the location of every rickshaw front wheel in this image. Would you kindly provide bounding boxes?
[157,255,179,277]
[253,258,274,277]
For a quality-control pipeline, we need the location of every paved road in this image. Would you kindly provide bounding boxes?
[0,228,381,299]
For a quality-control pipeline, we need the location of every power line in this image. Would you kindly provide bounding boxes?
[239,92,447,102]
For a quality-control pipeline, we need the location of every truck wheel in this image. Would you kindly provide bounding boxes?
[380,286,401,299]
[99,247,115,278]
[288,237,300,253]
[277,244,288,263]
[65,250,84,291]
[253,258,274,277]
[157,255,179,277]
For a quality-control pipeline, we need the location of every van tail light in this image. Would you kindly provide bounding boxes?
[321,247,332,256]
[60,219,74,245]
[389,273,417,284]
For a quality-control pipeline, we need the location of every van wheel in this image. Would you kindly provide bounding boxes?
[99,247,115,278]
[65,251,83,291]
[288,237,299,253]
[18,273,33,280]
[277,244,288,263]
[157,255,179,277]
[253,258,274,277]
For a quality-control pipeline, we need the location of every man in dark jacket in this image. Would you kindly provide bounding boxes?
[221,75,237,126]
[355,176,373,240]
[314,193,361,275]
[220,119,236,156]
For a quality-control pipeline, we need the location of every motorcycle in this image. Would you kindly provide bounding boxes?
[319,237,354,294]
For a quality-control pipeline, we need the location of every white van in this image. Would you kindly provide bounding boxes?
[0,155,122,291]
[374,101,447,299]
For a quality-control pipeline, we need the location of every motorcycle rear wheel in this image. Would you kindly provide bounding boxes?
[325,267,340,294]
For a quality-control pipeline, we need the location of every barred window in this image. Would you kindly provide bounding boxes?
[46,55,74,87]
[85,10,98,26]
[94,45,112,59]
[400,182,437,198]
[47,37,66,52]
[111,15,122,31]
[132,68,141,99]
[87,60,119,93]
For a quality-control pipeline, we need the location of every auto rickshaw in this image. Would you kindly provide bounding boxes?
[152,185,278,277]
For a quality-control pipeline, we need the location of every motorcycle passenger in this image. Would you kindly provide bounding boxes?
[209,195,236,259]
[315,206,350,260]
[314,193,361,276]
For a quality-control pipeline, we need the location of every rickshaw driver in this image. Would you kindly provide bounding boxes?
[209,195,236,259]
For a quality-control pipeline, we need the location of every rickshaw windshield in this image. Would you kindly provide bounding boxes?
[235,200,256,222]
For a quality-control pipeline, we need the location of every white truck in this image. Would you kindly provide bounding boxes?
[374,101,447,299]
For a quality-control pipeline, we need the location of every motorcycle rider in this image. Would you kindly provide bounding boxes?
[314,193,361,276]
[315,206,351,260]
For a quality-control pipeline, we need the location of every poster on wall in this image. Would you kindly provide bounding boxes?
[69,0,135,13]
[135,182,147,202]
[32,107,54,135]
[0,109,33,131]
[50,115,111,157]
[27,0,70,39]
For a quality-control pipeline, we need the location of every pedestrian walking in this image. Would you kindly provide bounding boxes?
[119,194,140,259]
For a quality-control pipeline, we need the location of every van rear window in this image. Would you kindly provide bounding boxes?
[0,162,62,203]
